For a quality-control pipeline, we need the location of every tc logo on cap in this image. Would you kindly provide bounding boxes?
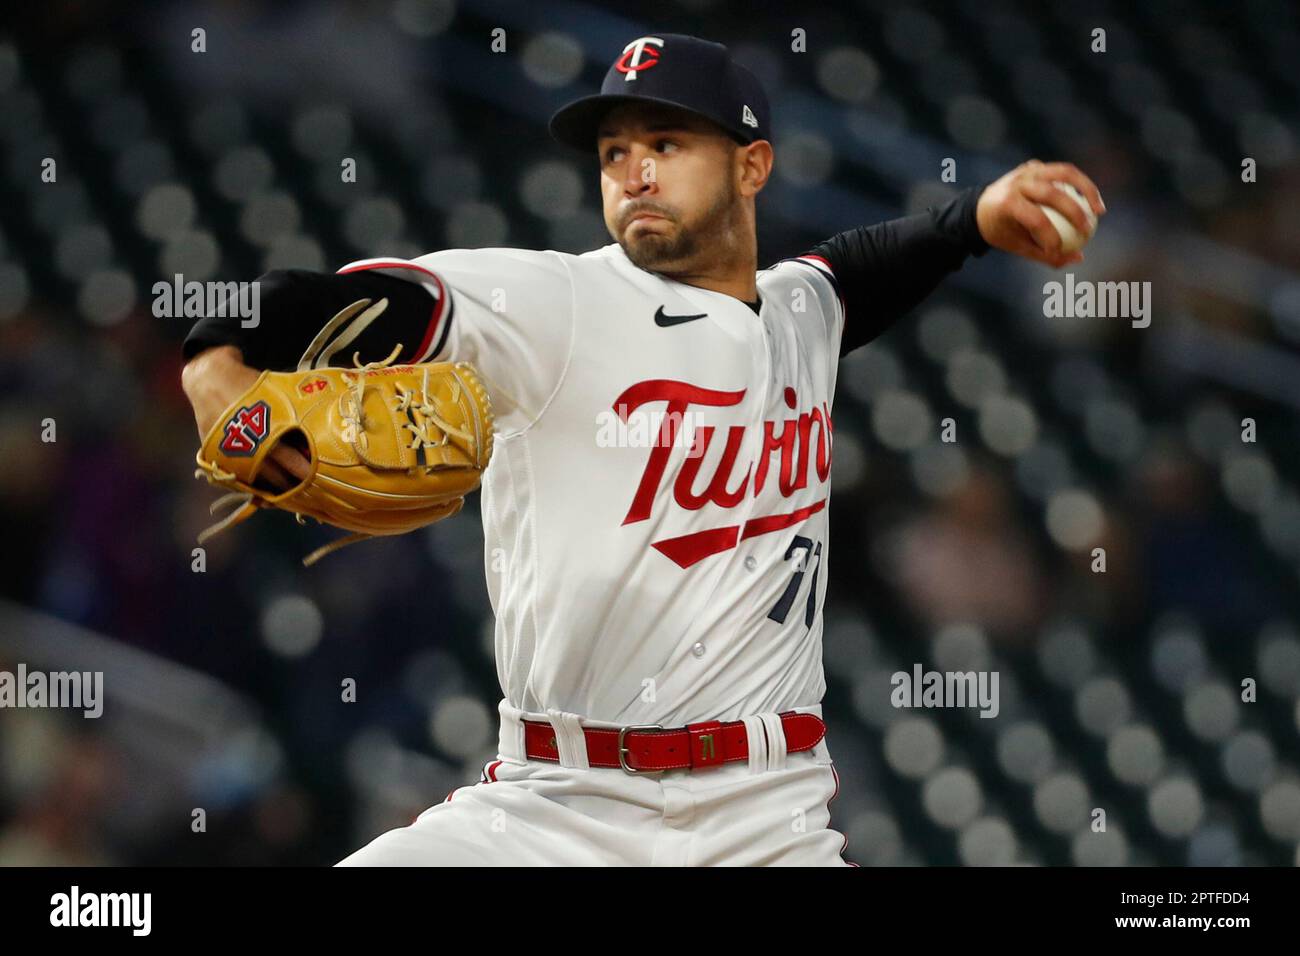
[617,35,664,81]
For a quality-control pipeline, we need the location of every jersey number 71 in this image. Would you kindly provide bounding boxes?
[767,535,822,630]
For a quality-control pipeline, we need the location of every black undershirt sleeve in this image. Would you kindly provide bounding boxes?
[181,269,441,371]
[807,184,992,357]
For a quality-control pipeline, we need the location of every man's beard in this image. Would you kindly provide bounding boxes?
[618,178,738,273]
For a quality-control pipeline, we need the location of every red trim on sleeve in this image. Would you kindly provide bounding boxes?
[410,272,448,360]
[337,260,449,361]
[793,256,845,319]
[798,254,835,275]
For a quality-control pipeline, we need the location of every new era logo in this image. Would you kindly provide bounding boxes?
[742,104,758,128]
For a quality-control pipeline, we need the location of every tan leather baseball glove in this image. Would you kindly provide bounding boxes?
[193,298,493,565]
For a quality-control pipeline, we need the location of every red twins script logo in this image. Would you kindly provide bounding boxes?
[219,400,271,456]
[613,380,832,568]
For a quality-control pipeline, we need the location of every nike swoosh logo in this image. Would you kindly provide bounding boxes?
[654,305,708,327]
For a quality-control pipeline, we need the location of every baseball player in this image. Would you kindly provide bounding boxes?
[181,33,1103,865]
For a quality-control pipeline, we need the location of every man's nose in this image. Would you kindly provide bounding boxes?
[623,145,658,194]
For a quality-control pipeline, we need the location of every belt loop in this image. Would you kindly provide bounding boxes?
[759,712,787,771]
[497,698,526,763]
[742,715,768,774]
[545,709,590,769]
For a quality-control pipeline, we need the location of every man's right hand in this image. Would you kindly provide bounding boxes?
[181,345,311,491]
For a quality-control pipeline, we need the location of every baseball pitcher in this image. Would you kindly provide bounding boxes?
[181,33,1103,866]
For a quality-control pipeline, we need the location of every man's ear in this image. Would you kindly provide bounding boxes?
[737,139,773,197]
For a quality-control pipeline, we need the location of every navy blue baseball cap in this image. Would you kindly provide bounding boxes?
[549,33,771,153]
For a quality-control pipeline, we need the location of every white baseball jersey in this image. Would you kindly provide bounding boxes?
[339,243,844,727]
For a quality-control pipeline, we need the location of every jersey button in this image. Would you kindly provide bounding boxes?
[744,556,757,571]
[691,642,706,659]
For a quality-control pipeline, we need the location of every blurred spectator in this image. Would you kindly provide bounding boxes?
[887,464,1050,646]
[1129,437,1282,632]
[0,723,117,866]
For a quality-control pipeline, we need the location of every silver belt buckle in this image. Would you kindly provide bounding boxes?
[617,724,664,774]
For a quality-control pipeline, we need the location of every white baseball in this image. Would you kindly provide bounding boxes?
[1037,181,1097,254]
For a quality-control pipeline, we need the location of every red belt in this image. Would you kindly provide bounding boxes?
[521,712,826,774]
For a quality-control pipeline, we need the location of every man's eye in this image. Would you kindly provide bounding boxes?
[657,139,677,152]
[604,147,624,163]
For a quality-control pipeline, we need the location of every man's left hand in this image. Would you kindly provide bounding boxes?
[975,160,1106,268]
